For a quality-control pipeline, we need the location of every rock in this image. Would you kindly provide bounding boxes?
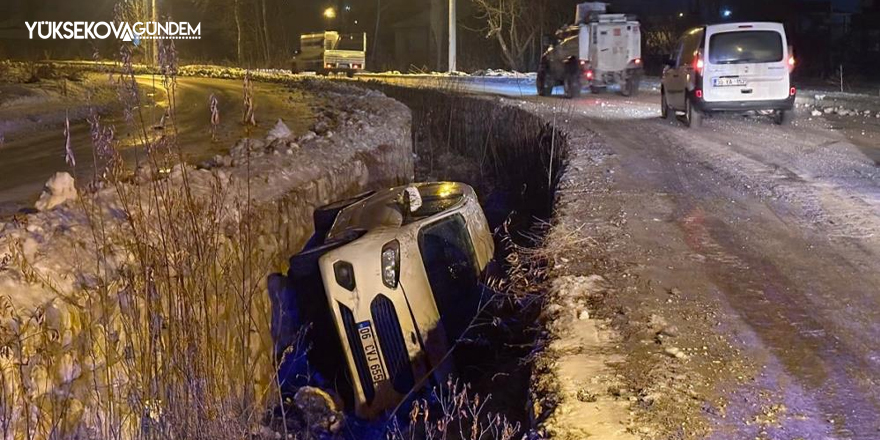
[294,386,343,435]
[35,172,77,211]
[664,347,688,359]
[230,138,266,158]
[312,120,331,135]
[266,119,293,142]
[578,310,590,321]
[659,325,680,337]
[823,107,835,114]
[811,110,822,117]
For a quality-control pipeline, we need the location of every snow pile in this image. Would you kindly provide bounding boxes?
[470,69,537,79]
[34,171,77,211]
[0,80,413,439]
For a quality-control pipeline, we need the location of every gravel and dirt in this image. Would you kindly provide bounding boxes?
[513,88,880,439]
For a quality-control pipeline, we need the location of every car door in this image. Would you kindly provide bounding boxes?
[664,37,687,110]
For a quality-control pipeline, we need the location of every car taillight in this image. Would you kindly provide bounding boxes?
[695,89,703,99]
[790,87,796,96]
[585,70,594,80]
[381,241,400,289]
[634,58,642,65]
[692,50,704,74]
[325,63,333,69]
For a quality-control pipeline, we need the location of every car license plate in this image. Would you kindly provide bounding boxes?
[713,77,747,87]
[357,321,387,384]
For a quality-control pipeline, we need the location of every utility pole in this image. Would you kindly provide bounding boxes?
[151,0,158,65]
[448,0,456,72]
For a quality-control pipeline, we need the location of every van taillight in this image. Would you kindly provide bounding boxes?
[790,87,796,96]
[788,55,795,71]
[695,89,703,99]
[693,51,704,74]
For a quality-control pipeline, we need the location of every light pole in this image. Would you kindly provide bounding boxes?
[448,0,456,72]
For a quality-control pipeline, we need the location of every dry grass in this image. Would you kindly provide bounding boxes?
[0,38,284,440]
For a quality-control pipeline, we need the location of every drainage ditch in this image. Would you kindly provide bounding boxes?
[372,84,568,430]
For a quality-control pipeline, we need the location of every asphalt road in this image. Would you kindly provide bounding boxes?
[0,75,312,216]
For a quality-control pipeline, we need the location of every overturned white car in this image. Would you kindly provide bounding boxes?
[269,182,495,419]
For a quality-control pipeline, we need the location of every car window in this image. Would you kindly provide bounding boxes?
[674,38,685,67]
[679,29,703,67]
[708,31,783,64]
[418,214,481,344]
[335,34,364,51]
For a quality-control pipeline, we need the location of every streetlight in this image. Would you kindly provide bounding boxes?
[324,7,337,19]
[721,9,732,18]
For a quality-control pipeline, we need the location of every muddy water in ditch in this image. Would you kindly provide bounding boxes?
[374,85,568,428]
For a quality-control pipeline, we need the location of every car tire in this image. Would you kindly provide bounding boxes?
[590,85,605,94]
[346,70,355,78]
[686,97,702,128]
[774,110,793,125]
[661,89,674,120]
[563,73,581,99]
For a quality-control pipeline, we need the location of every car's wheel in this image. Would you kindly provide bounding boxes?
[774,110,793,125]
[685,96,702,128]
[661,89,674,120]
[346,70,355,78]
[590,85,605,94]
[563,73,581,99]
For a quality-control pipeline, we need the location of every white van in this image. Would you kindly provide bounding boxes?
[661,22,796,127]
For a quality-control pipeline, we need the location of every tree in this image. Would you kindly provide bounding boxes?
[470,0,575,71]
[470,0,535,71]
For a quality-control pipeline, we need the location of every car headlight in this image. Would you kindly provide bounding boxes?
[381,241,400,289]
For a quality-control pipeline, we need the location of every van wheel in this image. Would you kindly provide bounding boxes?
[661,90,674,120]
[686,97,702,128]
[621,74,640,97]
[563,74,581,99]
[774,110,793,125]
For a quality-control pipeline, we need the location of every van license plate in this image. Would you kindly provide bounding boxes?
[357,321,387,384]
[714,77,747,87]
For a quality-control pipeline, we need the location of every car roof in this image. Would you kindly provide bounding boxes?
[704,22,785,33]
[326,182,475,241]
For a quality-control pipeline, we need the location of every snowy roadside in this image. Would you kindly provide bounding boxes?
[0,79,413,438]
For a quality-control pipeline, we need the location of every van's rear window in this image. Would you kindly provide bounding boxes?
[708,31,783,64]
